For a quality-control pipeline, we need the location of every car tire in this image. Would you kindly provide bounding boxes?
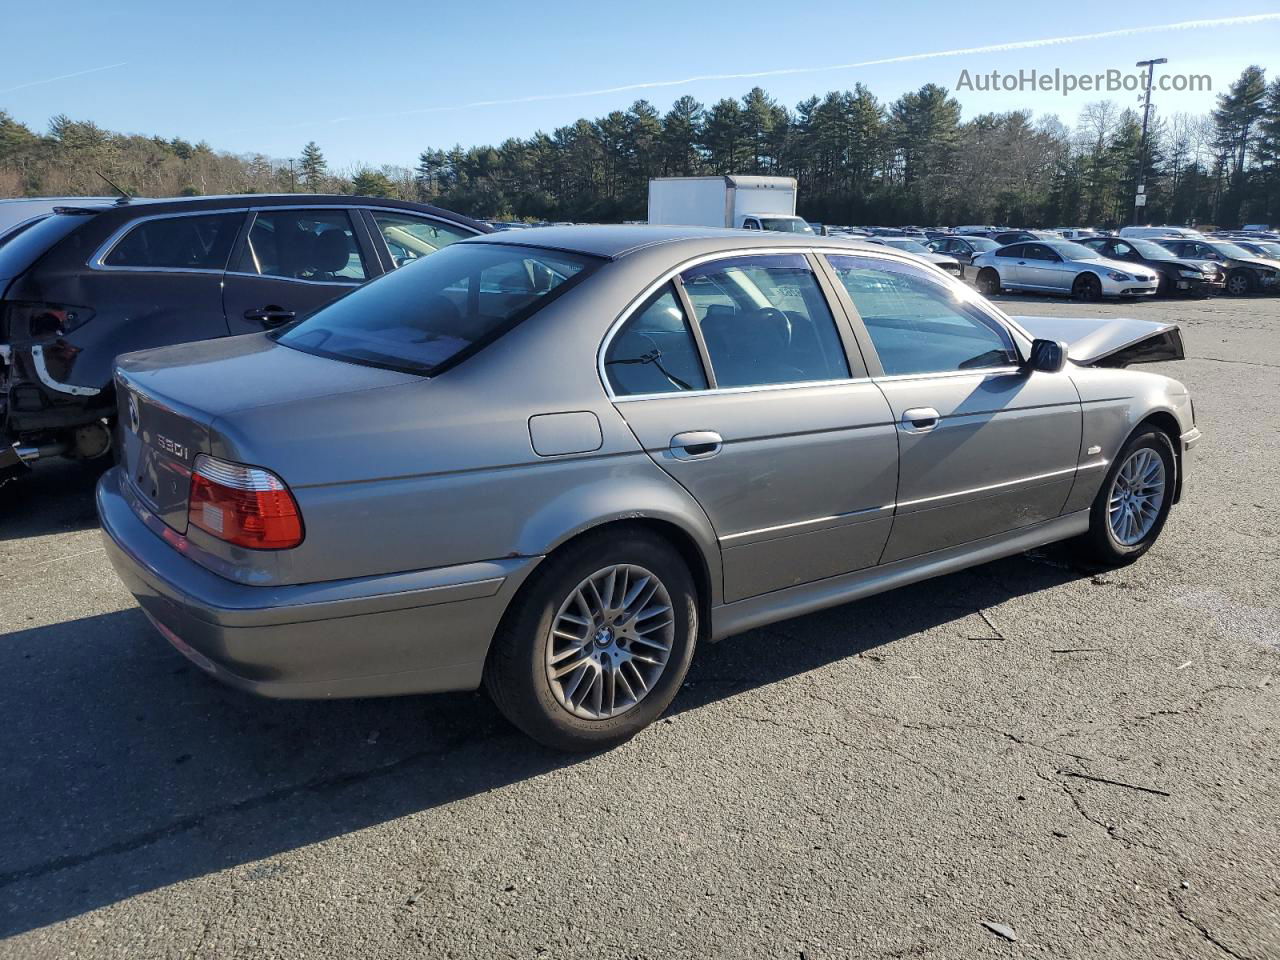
[484,528,698,752]
[1073,427,1176,567]
[976,268,1000,295]
[1225,269,1255,296]
[1072,273,1102,302]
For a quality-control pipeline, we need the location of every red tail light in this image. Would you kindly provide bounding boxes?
[187,455,304,550]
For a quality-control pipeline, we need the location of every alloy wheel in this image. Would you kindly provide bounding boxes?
[545,564,675,720]
[1107,448,1167,546]
[1226,273,1250,296]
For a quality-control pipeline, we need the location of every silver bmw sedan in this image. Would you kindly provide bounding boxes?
[99,226,1200,751]
[971,239,1161,300]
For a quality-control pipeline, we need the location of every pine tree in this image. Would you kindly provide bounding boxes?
[299,141,327,191]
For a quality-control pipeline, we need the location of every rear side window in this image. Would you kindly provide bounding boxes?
[680,254,849,388]
[278,242,596,375]
[102,213,241,270]
[371,212,472,268]
[604,284,708,396]
[236,210,367,283]
[0,213,93,280]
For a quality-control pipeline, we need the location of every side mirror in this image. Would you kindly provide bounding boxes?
[1025,338,1068,373]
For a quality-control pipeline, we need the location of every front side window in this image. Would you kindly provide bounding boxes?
[102,213,241,270]
[278,242,595,375]
[826,254,1019,377]
[680,254,849,388]
[372,212,472,268]
[1023,244,1059,262]
[996,244,1023,259]
[604,284,708,396]
[236,209,367,283]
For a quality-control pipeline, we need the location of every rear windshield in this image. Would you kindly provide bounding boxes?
[277,242,598,375]
[0,212,92,283]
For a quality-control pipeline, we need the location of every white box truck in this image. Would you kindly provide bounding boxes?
[647,175,812,234]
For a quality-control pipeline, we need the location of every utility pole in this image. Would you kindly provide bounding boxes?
[287,159,296,193]
[1133,57,1167,225]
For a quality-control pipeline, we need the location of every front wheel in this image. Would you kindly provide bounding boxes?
[1072,273,1102,302]
[1074,428,1176,566]
[484,529,698,752]
[1225,270,1255,296]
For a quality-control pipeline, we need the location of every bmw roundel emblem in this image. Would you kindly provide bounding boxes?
[128,392,141,435]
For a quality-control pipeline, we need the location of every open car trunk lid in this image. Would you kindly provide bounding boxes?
[1012,315,1185,367]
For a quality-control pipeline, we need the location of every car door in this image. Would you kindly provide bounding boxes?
[222,207,382,336]
[994,244,1028,286]
[822,252,1082,563]
[603,252,898,603]
[1020,243,1068,290]
[84,209,246,351]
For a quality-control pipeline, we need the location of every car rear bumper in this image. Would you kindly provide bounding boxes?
[97,467,541,699]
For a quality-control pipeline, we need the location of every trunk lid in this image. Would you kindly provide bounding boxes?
[1011,315,1184,367]
[115,332,420,532]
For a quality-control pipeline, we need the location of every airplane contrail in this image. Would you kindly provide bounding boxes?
[0,61,130,95]
[269,12,1279,131]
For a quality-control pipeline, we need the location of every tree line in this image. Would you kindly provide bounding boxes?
[2,65,1277,228]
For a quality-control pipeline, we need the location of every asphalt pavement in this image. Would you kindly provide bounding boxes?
[1,291,1277,959]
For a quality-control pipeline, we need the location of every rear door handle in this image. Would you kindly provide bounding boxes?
[670,431,723,460]
[901,408,941,434]
[244,305,297,327]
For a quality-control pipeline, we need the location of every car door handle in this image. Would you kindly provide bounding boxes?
[244,305,297,327]
[901,408,941,433]
[670,431,723,460]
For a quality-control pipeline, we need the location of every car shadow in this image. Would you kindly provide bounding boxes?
[0,544,1087,937]
[0,459,103,542]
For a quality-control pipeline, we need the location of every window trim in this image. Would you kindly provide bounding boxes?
[88,209,249,274]
[598,245,884,402]
[820,250,1029,381]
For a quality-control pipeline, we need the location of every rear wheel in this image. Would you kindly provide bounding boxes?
[1074,427,1176,566]
[484,529,698,752]
[976,268,1001,295]
[1225,269,1255,296]
[1072,273,1102,302]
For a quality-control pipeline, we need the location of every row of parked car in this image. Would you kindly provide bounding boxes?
[926,230,1278,300]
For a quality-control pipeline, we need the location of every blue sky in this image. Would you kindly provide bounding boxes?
[3,1,1278,170]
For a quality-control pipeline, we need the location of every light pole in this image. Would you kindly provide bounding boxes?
[1133,57,1168,225]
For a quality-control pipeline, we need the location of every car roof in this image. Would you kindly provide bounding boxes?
[45,194,490,231]
[464,224,834,260]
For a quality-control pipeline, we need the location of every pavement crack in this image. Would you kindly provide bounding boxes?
[0,728,496,889]
[1036,768,1165,855]
[1191,355,1280,370]
[1169,890,1251,960]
